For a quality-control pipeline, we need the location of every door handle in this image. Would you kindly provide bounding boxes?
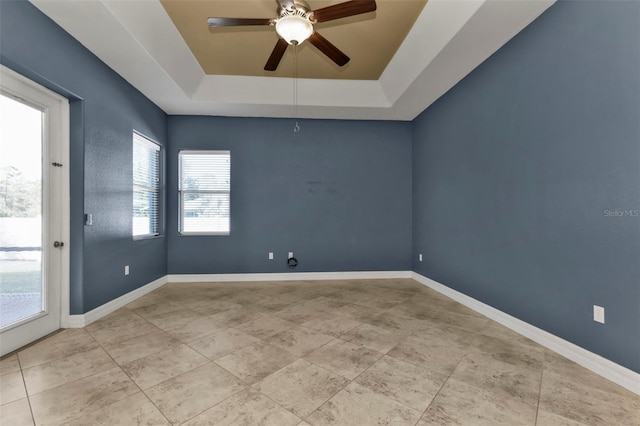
[53,241,64,248]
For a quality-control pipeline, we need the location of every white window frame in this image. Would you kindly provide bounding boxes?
[132,132,161,239]
[178,150,230,236]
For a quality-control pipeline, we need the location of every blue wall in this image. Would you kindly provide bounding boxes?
[0,0,168,313]
[412,1,640,372]
[167,116,412,274]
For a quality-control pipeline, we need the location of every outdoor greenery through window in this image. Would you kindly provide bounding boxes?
[179,151,230,235]
[133,132,160,238]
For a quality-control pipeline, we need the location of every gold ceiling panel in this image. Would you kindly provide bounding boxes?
[160,0,427,80]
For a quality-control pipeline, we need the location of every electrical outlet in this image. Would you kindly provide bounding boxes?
[288,252,294,259]
[124,265,129,276]
[419,254,423,262]
[593,305,605,324]
[268,252,274,260]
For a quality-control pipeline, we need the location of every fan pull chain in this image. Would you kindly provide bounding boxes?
[293,43,300,133]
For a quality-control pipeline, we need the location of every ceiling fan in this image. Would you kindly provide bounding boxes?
[207,0,377,71]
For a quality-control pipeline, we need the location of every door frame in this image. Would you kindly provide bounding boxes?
[0,65,70,354]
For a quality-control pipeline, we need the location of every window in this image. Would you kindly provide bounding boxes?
[179,151,230,235]
[133,132,160,238]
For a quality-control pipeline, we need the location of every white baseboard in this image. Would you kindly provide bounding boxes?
[411,272,640,396]
[64,275,168,328]
[167,270,413,283]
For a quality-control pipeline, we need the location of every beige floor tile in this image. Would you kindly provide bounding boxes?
[307,382,421,426]
[23,346,116,395]
[85,308,142,332]
[355,355,447,411]
[304,339,383,380]
[215,341,297,384]
[354,295,405,310]
[207,307,264,328]
[0,354,21,375]
[387,334,467,375]
[253,358,348,418]
[181,388,301,426]
[0,371,26,405]
[340,323,408,354]
[363,312,420,332]
[145,308,204,333]
[324,290,371,305]
[235,314,297,339]
[470,332,545,370]
[164,314,229,343]
[187,299,244,315]
[18,329,99,369]
[303,296,349,311]
[249,297,296,313]
[480,321,540,346]
[188,328,260,360]
[29,367,138,426]
[145,363,246,424]
[266,326,334,357]
[121,344,208,389]
[0,397,33,426]
[331,303,382,323]
[300,313,362,337]
[450,353,541,406]
[86,314,158,346]
[419,378,537,426]
[539,370,640,426]
[385,300,438,320]
[129,299,184,319]
[101,329,180,365]
[63,392,170,426]
[274,303,328,324]
[543,350,637,398]
[536,409,589,426]
[428,310,489,333]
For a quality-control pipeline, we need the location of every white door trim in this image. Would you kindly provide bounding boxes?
[0,65,70,353]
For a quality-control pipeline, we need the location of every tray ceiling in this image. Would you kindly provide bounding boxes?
[160,0,427,80]
[29,0,555,120]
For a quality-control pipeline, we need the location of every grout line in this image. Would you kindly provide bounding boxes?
[534,367,545,425]
[414,354,465,425]
[15,354,36,426]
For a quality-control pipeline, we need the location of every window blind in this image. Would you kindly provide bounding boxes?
[133,133,160,237]
[179,151,230,234]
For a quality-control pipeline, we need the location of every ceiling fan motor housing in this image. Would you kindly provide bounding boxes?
[276,1,315,45]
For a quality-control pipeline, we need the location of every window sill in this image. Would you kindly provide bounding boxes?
[133,234,163,241]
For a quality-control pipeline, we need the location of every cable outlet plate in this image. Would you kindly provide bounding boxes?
[593,305,605,324]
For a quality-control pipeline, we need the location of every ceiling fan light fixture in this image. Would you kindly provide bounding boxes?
[276,15,313,45]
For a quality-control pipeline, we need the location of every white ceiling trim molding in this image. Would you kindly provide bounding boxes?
[30,0,555,121]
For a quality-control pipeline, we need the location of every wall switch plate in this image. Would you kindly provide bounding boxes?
[593,305,605,323]
[268,252,274,260]
[84,213,93,226]
[419,254,423,262]
[124,265,129,276]
[288,252,294,259]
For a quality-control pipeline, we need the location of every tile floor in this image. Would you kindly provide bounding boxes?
[1,279,638,425]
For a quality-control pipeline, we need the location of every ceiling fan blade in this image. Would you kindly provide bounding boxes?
[265,38,289,71]
[312,0,376,23]
[308,32,350,67]
[207,17,274,27]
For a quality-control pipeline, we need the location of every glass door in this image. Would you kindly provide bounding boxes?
[0,66,67,356]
